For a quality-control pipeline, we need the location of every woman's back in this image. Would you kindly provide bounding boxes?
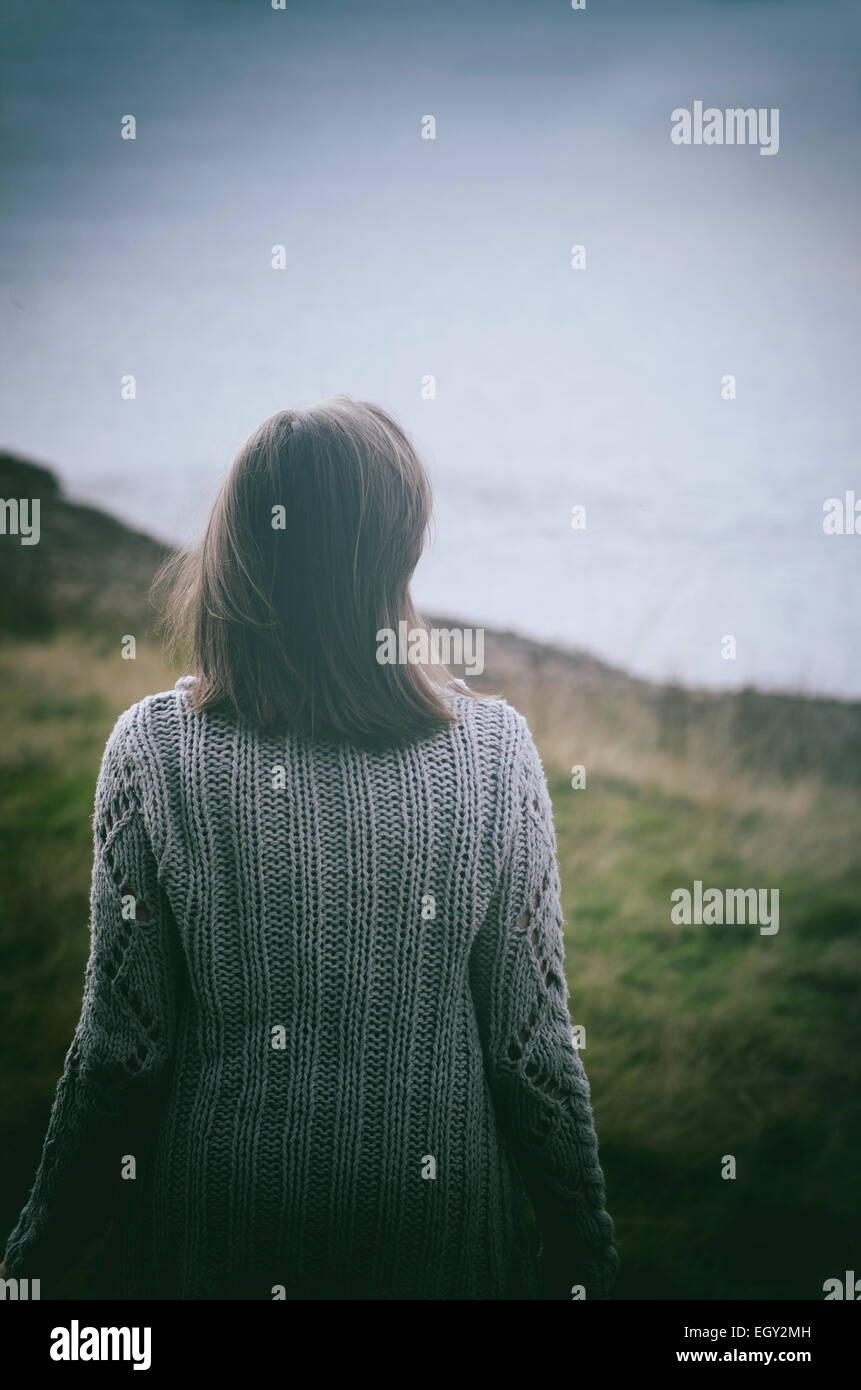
[133,677,527,1298]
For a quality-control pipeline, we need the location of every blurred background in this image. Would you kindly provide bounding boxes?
[1,0,860,1298]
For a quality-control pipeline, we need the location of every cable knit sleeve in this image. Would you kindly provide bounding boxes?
[2,713,183,1284]
[469,713,619,1299]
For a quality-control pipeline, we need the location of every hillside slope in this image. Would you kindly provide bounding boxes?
[0,452,169,635]
[2,451,860,786]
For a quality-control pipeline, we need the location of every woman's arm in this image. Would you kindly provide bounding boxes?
[469,714,619,1299]
[2,712,183,1289]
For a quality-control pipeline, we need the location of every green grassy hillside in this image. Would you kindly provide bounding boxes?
[2,454,859,1298]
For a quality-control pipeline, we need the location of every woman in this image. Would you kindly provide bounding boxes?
[2,397,618,1299]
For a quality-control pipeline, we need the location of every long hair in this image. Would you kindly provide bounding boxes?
[154,396,474,748]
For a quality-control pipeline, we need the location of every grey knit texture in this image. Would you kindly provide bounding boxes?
[4,678,618,1299]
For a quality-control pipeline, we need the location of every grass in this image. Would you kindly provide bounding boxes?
[2,631,860,1298]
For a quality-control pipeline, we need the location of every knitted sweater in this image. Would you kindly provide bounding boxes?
[4,678,618,1299]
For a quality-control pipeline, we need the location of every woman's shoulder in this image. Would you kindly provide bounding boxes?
[439,683,537,764]
[103,677,540,779]
[101,677,197,761]
[436,686,551,845]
